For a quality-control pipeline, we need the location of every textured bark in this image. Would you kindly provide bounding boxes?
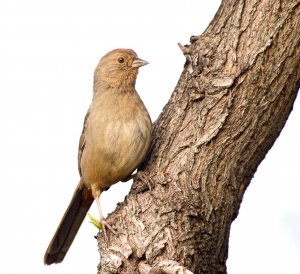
[98,0,300,273]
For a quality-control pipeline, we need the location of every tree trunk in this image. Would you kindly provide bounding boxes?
[98,1,300,273]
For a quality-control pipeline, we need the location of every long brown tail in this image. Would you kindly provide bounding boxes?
[44,183,94,265]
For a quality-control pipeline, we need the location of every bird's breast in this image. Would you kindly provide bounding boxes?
[80,91,151,188]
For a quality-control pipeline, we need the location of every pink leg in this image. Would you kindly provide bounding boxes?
[95,195,116,241]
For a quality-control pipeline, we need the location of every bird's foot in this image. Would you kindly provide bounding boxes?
[100,217,116,242]
[123,171,153,190]
[135,171,153,191]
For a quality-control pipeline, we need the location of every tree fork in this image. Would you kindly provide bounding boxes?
[98,1,300,273]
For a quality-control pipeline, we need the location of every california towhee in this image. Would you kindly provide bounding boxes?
[44,49,152,265]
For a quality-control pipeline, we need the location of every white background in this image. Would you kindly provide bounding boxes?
[0,1,299,274]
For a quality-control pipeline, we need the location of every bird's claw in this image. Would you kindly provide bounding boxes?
[135,171,153,191]
[122,170,153,190]
[100,218,116,242]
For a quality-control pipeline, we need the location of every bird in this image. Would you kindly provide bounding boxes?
[44,48,152,265]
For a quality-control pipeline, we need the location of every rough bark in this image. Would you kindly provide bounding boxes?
[98,0,300,273]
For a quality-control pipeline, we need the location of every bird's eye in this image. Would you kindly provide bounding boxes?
[118,57,125,63]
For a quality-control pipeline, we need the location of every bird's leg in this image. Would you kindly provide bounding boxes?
[122,170,153,190]
[95,195,116,242]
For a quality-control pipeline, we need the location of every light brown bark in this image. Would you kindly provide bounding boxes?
[98,1,300,273]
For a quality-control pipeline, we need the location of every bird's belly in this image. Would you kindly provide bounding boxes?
[81,117,150,189]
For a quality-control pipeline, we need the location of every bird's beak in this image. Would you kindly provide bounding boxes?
[132,58,149,68]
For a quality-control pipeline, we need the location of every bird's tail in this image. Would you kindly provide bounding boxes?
[44,182,94,265]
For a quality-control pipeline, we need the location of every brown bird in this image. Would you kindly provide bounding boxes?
[44,48,152,265]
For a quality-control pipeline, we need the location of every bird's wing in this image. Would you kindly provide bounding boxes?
[78,109,90,176]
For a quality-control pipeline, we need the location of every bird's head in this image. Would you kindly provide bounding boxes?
[94,48,148,91]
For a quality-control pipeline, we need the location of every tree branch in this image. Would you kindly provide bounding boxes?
[138,260,193,274]
[97,1,300,273]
